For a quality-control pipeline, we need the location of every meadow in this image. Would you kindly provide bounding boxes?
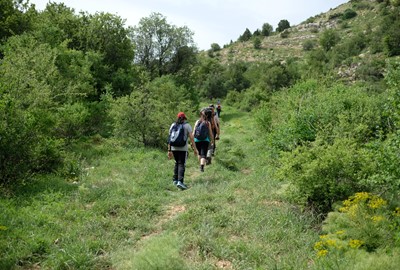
[1,106,319,269]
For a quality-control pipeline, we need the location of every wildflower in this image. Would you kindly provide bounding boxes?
[335,230,345,235]
[314,241,324,250]
[317,249,328,257]
[371,215,385,223]
[349,239,364,249]
[326,239,337,247]
[353,192,370,203]
[368,196,387,209]
[319,234,328,240]
[0,225,7,231]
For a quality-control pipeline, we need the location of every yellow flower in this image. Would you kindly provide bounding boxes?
[319,234,328,240]
[326,239,337,247]
[394,207,400,217]
[353,192,370,203]
[314,241,324,250]
[0,225,7,231]
[317,249,328,257]
[368,196,387,209]
[349,239,364,249]
[371,215,385,223]
[335,230,345,235]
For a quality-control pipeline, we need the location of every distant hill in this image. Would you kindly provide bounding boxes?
[207,0,385,73]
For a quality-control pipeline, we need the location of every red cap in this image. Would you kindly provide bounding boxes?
[177,112,187,119]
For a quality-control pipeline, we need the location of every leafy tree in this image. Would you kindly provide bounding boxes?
[319,29,340,51]
[261,23,273,36]
[210,43,221,52]
[130,12,195,78]
[110,76,197,147]
[276,19,290,32]
[238,28,252,42]
[224,61,251,93]
[253,37,261,49]
[195,57,226,98]
[76,12,135,96]
[0,0,33,43]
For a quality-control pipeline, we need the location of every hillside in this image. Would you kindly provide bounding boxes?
[209,0,383,67]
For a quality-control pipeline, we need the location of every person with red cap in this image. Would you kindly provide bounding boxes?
[167,112,197,190]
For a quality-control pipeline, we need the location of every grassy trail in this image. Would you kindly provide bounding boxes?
[112,106,318,269]
[0,106,318,269]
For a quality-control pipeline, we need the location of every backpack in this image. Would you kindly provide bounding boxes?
[168,123,187,147]
[194,120,209,140]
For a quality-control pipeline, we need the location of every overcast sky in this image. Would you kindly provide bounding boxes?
[29,0,349,50]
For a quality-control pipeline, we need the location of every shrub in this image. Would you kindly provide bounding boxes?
[302,40,316,51]
[342,9,358,20]
[277,138,372,213]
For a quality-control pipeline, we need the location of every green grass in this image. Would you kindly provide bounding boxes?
[1,105,318,269]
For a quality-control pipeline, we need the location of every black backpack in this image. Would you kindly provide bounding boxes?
[168,123,187,147]
[194,120,209,140]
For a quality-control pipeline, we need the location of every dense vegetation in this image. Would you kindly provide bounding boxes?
[1,0,400,268]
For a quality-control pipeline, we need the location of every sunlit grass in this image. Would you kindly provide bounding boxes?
[1,105,317,269]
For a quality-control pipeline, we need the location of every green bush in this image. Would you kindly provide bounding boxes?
[277,138,372,213]
[342,9,358,20]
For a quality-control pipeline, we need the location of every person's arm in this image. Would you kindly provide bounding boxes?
[207,122,214,143]
[167,143,173,159]
[214,116,220,137]
[189,132,198,156]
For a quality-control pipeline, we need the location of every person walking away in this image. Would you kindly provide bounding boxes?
[216,100,222,117]
[208,104,220,156]
[193,110,214,172]
[168,112,197,190]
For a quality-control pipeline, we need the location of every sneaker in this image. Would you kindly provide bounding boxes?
[176,180,188,190]
[200,166,204,172]
[173,180,178,186]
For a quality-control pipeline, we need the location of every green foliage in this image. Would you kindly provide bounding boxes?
[302,40,316,51]
[131,12,195,79]
[223,61,251,93]
[253,37,261,49]
[314,192,400,264]
[0,0,33,42]
[110,76,197,148]
[238,28,252,42]
[276,19,290,32]
[319,29,340,51]
[342,8,358,20]
[277,138,372,213]
[261,22,273,36]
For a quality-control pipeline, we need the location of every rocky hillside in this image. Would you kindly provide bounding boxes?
[209,0,383,67]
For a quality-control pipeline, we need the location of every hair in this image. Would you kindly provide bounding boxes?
[176,117,185,124]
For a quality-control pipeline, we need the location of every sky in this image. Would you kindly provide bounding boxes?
[29,0,349,50]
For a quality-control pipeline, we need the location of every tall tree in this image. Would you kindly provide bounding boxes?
[130,12,195,78]
[276,19,290,32]
[261,23,273,36]
[238,28,252,42]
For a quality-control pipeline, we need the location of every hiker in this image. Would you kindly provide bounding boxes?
[208,104,220,156]
[168,112,197,190]
[216,100,222,117]
[193,109,214,172]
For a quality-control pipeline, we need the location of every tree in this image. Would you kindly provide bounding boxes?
[0,0,33,44]
[319,29,340,51]
[130,12,195,78]
[238,28,252,42]
[276,19,290,32]
[253,37,262,49]
[261,23,273,36]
